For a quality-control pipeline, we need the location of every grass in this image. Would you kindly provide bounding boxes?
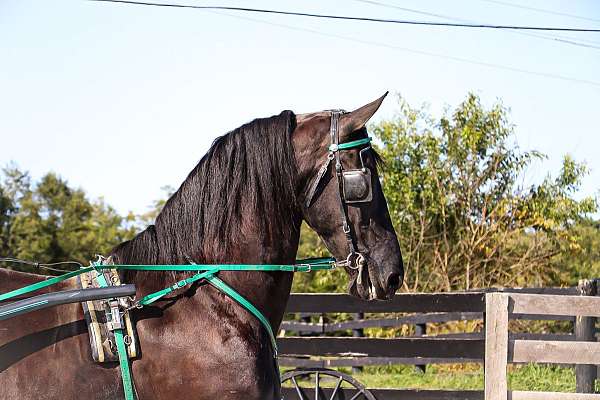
[318,364,580,392]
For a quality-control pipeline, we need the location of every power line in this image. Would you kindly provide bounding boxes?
[478,0,600,24]
[90,0,600,33]
[353,0,460,22]
[201,8,600,88]
[352,0,600,50]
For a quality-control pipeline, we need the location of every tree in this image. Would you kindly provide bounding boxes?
[0,166,136,271]
[135,186,174,229]
[371,93,596,292]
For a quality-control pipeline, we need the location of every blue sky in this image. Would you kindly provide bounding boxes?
[1,0,599,216]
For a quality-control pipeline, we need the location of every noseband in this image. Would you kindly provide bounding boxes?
[304,110,373,274]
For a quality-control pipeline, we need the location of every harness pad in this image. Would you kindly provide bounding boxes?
[78,265,138,363]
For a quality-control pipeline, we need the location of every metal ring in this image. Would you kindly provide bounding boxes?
[345,253,359,270]
[344,252,367,270]
[343,223,351,234]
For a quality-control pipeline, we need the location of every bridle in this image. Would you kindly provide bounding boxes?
[304,110,374,277]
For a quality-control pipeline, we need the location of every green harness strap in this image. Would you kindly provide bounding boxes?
[0,266,97,301]
[134,269,220,307]
[92,265,136,400]
[99,263,334,272]
[114,328,135,400]
[0,259,334,302]
[331,137,371,151]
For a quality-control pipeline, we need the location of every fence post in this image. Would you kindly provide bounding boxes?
[319,313,328,336]
[352,312,364,374]
[576,279,597,393]
[415,323,427,373]
[299,313,311,337]
[484,293,509,400]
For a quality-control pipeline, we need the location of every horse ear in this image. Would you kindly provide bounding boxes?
[340,92,388,136]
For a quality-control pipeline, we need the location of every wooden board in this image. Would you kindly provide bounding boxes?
[509,340,600,364]
[277,337,485,359]
[281,388,483,400]
[509,391,600,400]
[509,294,600,317]
[485,293,509,400]
[278,356,482,367]
[280,312,574,334]
[281,312,484,333]
[489,287,579,295]
[285,293,485,313]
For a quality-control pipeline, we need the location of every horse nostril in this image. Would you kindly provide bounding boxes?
[386,273,400,290]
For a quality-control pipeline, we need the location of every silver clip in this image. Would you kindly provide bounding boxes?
[107,300,123,331]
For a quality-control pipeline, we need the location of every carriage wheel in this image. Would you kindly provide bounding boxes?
[281,368,377,400]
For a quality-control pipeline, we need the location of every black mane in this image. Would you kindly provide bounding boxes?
[112,110,298,265]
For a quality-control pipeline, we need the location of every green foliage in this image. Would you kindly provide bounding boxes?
[556,219,600,285]
[293,223,345,293]
[0,165,136,271]
[135,185,174,228]
[369,93,596,291]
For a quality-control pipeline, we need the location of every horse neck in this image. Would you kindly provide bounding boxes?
[112,214,303,329]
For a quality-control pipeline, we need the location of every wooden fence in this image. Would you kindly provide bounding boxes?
[485,291,600,400]
[278,280,599,400]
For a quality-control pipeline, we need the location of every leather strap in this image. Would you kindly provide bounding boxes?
[304,157,332,208]
[330,110,359,258]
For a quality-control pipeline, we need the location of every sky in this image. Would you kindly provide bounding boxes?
[1,0,599,216]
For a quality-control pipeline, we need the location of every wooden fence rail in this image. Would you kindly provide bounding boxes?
[280,280,600,400]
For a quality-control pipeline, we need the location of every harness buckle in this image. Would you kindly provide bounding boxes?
[126,299,143,311]
[107,299,124,331]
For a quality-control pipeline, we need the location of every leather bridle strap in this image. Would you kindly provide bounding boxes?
[303,110,370,269]
[330,110,359,260]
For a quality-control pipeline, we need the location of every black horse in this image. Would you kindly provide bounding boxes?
[0,94,403,399]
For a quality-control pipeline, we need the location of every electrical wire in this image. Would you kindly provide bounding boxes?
[0,257,83,273]
[202,9,600,88]
[89,0,600,33]
[478,0,600,24]
[352,0,600,50]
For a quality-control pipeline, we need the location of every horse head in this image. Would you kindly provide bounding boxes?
[294,93,403,300]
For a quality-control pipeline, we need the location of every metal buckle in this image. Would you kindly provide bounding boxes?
[107,299,123,331]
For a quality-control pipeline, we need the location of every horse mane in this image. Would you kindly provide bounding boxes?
[112,110,298,265]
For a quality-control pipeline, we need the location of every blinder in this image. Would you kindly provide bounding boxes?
[304,129,374,208]
[342,147,373,204]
